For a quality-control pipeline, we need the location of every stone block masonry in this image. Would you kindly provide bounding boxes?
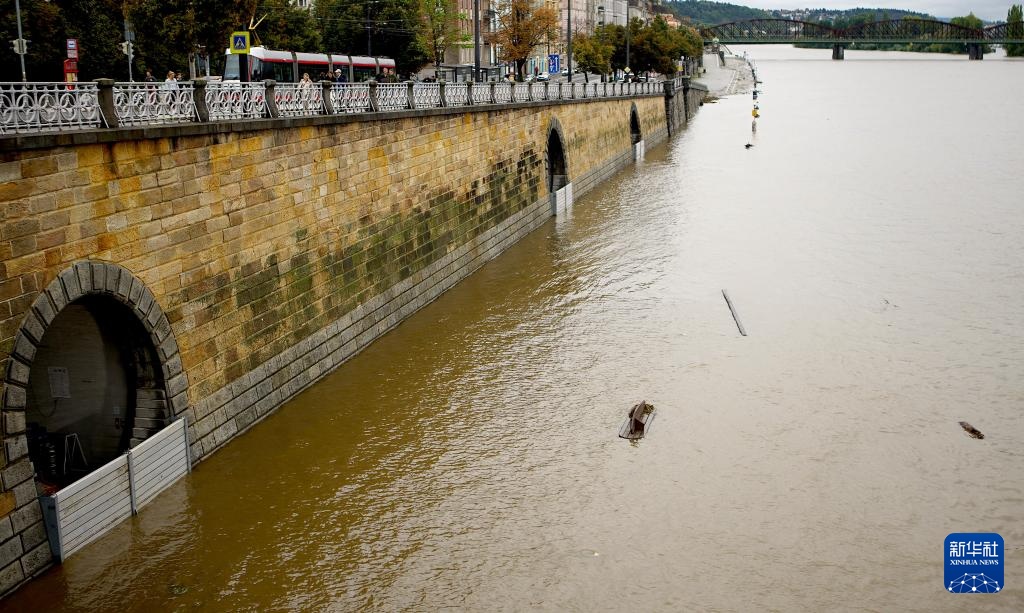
[0,91,690,595]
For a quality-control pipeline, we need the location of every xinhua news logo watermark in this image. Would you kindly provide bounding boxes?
[945,533,1003,593]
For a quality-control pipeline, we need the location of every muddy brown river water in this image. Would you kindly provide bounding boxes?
[5,46,1023,612]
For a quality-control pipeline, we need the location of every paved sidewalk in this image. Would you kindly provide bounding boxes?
[693,54,755,97]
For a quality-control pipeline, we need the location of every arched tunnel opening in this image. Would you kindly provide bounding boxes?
[548,128,567,194]
[630,109,642,145]
[24,295,165,492]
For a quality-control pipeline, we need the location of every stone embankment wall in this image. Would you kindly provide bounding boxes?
[0,93,675,593]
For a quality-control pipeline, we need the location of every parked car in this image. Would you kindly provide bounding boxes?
[536,72,549,82]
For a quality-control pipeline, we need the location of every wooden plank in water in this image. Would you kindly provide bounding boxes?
[722,289,747,336]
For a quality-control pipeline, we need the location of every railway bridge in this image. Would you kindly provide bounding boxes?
[702,18,1024,59]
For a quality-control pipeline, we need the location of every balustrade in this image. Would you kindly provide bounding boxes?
[0,75,673,134]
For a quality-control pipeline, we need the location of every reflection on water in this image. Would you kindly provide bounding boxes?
[8,46,1024,611]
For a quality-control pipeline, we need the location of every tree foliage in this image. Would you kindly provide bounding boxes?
[1007,4,1024,57]
[250,0,322,52]
[415,0,466,72]
[1,0,69,81]
[316,0,426,75]
[628,16,703,75]
[489,0,558,81]
[124,0,256,78]
[664,0,769,26]
[572,32,613,79]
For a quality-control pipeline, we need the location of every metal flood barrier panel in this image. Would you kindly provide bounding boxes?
[551,183,574,216]
[40,418,191,562]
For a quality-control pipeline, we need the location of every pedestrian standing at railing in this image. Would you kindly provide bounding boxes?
[144,70,155,83]
[159,71,179,118]
[299,72,314,111]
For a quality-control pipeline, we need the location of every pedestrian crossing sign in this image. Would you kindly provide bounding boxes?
[230,31,250,54]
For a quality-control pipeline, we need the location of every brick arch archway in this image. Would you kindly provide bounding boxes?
[630,103,642,144]
[546,117,570,193]
[2,261,189,465]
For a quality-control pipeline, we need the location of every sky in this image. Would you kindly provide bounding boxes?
[732,1,1016,21]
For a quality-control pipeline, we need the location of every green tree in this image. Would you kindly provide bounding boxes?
[316,0,426,76]
[595,23,626,72]
[0,0,65,81]
[1007,4,1024,57]
[124,0,256,78]
[572,32,613,80]
[415,0,466,77]
[631,16,676,75]
[252,0,322,52]
[489,0,558,81]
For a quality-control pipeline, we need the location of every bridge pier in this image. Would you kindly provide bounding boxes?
[967,43,984,60]
[832,44,845,60]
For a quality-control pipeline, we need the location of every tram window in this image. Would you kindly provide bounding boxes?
[269,61,295,83]
[224,54,240,80]
[352,66,377,82]
[250,59,294,82]
[299,63,329,81]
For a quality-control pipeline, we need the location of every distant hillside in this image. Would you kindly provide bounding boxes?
[771,7,934,26]
[663,1,770,27]
[664,3,936,28]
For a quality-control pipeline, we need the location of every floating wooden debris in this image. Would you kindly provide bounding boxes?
[722,290,747,336]
[619,400,656,440]
[959,421,985,439]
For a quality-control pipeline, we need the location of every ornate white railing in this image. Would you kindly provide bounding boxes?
[276,83,324,117]
[446,83,470,106]
[0,77,673,134]
[113,82,196,126]
[493,82,512,104]
[0,82,103,133]
[513,83,530,103]
[332,83,370,113]
[471,83,491,104]
[206,82,266,121]
[376,83,407,111]
[412,83,441,109]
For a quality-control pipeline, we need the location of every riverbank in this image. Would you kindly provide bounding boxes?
[694,54,755,97]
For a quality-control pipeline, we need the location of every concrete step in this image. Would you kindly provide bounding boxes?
[133,417,165,430]
[136,388,167,401]
[135,407,167,420]
[137,397,168,410]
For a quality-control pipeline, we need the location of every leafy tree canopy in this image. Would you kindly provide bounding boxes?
[488,0,558,81]
[1006,4,1024,56]
[315,0,427,75]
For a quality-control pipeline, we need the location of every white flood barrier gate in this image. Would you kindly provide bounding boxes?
[551,182,574,216]
[40,418,191,562]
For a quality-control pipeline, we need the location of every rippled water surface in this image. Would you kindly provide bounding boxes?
[7,46,1024,611]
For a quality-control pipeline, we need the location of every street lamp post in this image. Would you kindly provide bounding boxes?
[566,0,573,83]
[15,0,27,82]
[625,4,630,78]
[474,0,481,82]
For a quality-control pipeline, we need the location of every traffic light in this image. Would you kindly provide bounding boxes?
[120,41,129,54]
[10,38,27,55]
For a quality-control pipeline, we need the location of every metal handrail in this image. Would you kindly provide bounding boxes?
[1,77,674,135]
[0,82,103,134]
